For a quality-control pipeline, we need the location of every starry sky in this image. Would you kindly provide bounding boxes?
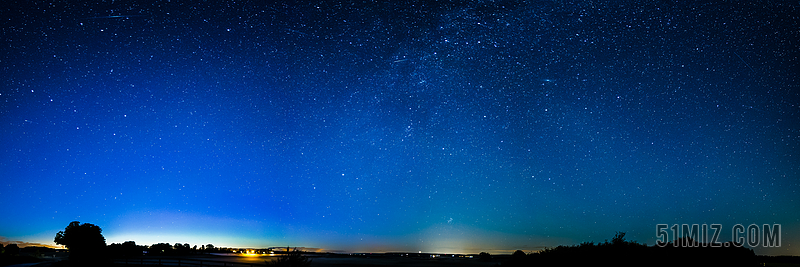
[1,0,798,256]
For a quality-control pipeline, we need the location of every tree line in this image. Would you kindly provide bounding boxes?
[53,221,262,265]
[501,232,760,267]
[106,240,231,257]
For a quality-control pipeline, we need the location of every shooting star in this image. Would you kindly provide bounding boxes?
[84,15,146,19]
[733,52,755,73]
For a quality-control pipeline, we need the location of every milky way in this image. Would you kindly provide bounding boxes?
[1,1,798,255]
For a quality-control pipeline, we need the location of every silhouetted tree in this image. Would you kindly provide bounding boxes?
[478,252,492,261]
[123,241,144,257]
[4,244,19,256]
[172,243,189,255]
[611,231,626,246]
[54,221,106,263]
[109,241,145,258]
[266,247,311,267]
[503,250,528,267]
[149,243,174,255]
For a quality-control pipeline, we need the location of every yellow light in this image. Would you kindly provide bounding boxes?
[241,250,261,257]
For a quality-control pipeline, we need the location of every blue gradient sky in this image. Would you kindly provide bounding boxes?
[1,1,798,255]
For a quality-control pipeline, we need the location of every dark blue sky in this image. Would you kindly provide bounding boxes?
[2,0,798,255]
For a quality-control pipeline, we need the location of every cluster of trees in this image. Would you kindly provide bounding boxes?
[106,241,145,258]
[502,232,759,267]
[53,221,233,265]
[51,221,315,267]
[134,242,223,256]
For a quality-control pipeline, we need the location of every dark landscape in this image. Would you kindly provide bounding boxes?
[3,224,799,267]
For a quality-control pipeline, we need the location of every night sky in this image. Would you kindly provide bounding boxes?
[2,0,798,255]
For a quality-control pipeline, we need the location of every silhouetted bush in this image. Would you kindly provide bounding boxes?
[504,232,758,267]
[266,247,311,267]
